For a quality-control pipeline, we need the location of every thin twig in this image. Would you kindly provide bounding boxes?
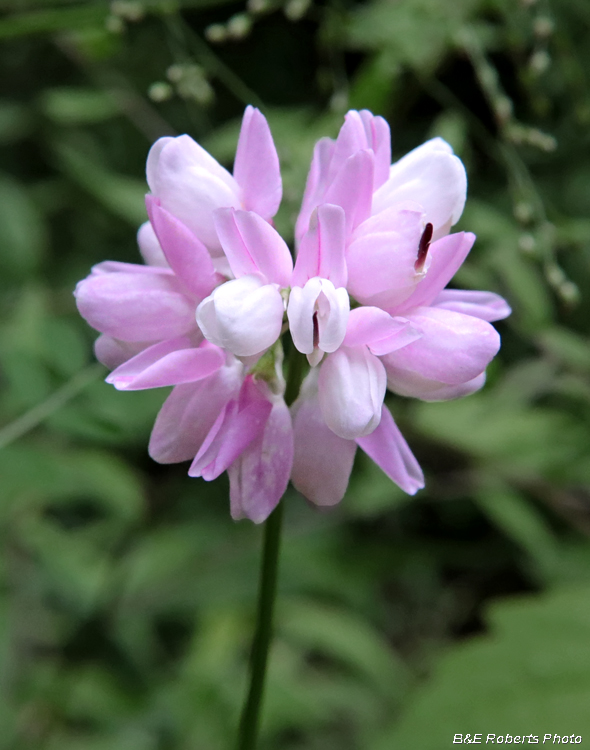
[0,363,104,450]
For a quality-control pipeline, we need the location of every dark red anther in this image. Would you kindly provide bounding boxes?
[414,222,433,273]
[312,311,319,349]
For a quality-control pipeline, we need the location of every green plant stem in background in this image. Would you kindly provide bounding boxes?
[236,345,307,750]
[0,363,103,450]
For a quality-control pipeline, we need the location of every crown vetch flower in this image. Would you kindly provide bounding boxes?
[288,110,509,505]
[75,106,510,521]
[75,107,292,523]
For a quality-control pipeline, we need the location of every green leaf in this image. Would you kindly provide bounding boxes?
[0,444,144,528]
[346,0,480,70]
[0,6,108,40]
[52,137,147,225]
[414,393,586,480]
[0,174,47,278]
[537,327,590,374]
[57,666,137,727]
[0,347,53,413]
[345,453,410,517]
[372,583,590,749]
[17,516,114,614]
[474,482,558,580]
[40,87,119,125]
[48,380,165,444]
[279,598,408,699]
[0,100,32,144]
[490,245,554,331]
[37,318,88,377]
[348,53,400,114]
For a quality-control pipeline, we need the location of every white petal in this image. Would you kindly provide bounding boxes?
[148,135,241,250]
[196,275,284,357]
[372,139,467,231]
[287,278,349,358]
[287,279,321,354]
[137,221,168,267]
[316,282,350,353]
[318,346,386,439]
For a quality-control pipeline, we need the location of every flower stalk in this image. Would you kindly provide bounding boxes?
[236,500,283,750]
[236,343,307,750]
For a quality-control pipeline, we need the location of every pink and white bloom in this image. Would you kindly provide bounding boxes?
[75,105,510,522]
[147,105,281,262]
[75,107,293,523]
[296,109,466,243]
[288,110,509,506]
[288,204,350,366]
[296,110,390,241]
[189,374,293,523]
[291,369,424,506]
[196,207,293,357]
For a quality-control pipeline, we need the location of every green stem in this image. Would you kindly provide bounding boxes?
[236,344,307,750]
[236,501,284,750]
[283,343,306,408]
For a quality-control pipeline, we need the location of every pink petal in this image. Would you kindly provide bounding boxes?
[233,105,282,220]
[107,339,223,390]
[397,232,475,312]
[356,405,424,495]
[146,197,216,300]
[107,335,191,384]
[148,358,243,464]
[189,377,273,480]
[75,267,195,342]
[213,208,293,286]
[385,365,487,401]
[432,289,511,322]
[372,139,467,231]
[290,371,357,506]
[196,275,284,357]
[318,346,386,439]
[328,111,370,184]
[359,110,391,189]
[292,204,347,288]
[90,260,173,276]
[346,206,425,307]
[147,134,240,251]
[94,336,150,370]
[137,221,169,267]
[423,373,486,400]
[229,389,293,523]
[343,307,422,354]
[296,136,336,241]
[324,150,374,237]
[330,110,391,191]
[382,306,501,385]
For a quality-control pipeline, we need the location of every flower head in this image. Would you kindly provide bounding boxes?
[75,106,510,521]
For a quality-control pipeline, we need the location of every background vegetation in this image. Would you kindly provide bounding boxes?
[1,0,590,747]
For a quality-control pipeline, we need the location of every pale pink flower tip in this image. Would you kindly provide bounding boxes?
[75,106,510,521]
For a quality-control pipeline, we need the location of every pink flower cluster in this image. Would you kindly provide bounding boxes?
[75,107,510,522]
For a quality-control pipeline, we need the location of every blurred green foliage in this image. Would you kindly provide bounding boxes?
[1,0,590,747]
